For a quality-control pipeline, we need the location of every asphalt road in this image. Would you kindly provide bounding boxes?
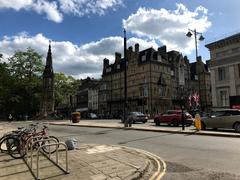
[7,122,240,179]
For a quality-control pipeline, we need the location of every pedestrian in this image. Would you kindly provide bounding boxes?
[8,114,13,123]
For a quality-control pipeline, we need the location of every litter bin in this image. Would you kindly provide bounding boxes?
[71,112,80,123]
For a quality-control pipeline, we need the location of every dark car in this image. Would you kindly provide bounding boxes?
[121,112,148,124]
[154,110,194,126]
[201,109,240,132]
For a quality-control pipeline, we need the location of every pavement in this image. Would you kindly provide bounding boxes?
[46,119,240,138]
[0,123,166,180]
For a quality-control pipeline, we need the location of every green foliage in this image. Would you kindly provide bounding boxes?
[54,72,80,107]
[8,47,44,79]
[0,48,44,119]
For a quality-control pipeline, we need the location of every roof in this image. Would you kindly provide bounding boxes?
[205,32,240,49]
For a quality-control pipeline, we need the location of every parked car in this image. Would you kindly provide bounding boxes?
[201,109,240,132]
[154,110,194,126]
[88,113,98,119]
[121,112,148,123]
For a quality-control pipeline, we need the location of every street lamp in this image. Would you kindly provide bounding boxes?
[186,29,204,60]
[123,29,128,127]
[186,29,205,110]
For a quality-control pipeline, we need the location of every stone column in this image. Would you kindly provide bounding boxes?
[211,69,217,107]
[229,65,236,96]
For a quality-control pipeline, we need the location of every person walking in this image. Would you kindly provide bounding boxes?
[8,114,13,123]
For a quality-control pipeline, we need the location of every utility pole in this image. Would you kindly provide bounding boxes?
[123,29,128,127]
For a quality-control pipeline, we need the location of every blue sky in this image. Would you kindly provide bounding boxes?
[0,0,240,78]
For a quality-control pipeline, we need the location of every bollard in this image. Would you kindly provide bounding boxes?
[194,113,201,131]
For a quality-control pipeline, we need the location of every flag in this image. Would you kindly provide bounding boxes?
[193,93,200,106]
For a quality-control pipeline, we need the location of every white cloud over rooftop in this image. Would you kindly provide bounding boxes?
[123,3,212,54]
[0,33,157,79]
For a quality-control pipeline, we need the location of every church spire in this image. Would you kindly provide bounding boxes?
[46,40,52,68]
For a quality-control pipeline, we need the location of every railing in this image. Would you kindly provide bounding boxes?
[24,136,69,180]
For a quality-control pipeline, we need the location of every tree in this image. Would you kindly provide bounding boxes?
[0,48,44,119]
[54,73,80,108]
[8,48,44,79]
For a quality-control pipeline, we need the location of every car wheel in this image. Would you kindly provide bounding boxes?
[201,122,206,130]
[234,122,240,133]
[155,121,160,126]
[171,119,179,127]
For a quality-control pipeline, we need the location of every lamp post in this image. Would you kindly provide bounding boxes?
[180,86,185,130]
[123,29,128,127]
[186,29,205,110]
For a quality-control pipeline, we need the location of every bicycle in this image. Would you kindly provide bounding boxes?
[1,124,59,159]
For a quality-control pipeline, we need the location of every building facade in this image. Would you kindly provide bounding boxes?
[206,33,240,108]
[76,78,99,115]
[40,42,54,117]
[189,57,212,111]
[99,44,210,117]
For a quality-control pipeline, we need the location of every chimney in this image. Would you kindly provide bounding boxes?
[197,56,202,62]
[103,58,109,69]
[115,52,121,63]
[158,46,167,54]
[128,46,133,52]
[135,43,139,53]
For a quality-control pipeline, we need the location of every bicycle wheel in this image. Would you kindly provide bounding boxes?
[0,135,12,153]
[41,136,59,154]
[8,137,25,159]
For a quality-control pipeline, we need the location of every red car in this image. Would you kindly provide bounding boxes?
[154,110,193,126]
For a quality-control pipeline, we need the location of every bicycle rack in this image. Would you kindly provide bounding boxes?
[23,136,69,180]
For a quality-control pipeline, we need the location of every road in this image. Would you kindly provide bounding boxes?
[7,122,240,179]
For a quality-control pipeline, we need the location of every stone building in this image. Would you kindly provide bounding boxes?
[76,77,99,116]
[40,42,55,117]
[189,57,212,111]
[99,44,212,116]
[99,44,176,117]
[206,33,240,108]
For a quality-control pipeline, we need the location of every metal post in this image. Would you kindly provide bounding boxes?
[56,144,58,164]
[181,103,185,131]
[194,29,198,59]
[181,87,185,131]
[193,29,201,111]
[123,29,128,127]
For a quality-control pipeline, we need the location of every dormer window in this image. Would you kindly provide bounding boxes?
[157,55,162,62]
[106,67,111,73]
[142,54,146,62]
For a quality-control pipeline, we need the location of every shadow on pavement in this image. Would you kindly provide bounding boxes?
[118,133,176,145]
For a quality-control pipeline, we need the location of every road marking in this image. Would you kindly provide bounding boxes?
[85,145,120,154]
[115,145,167,179]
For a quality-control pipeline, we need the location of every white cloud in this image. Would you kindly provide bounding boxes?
[0,0,32,10]
[123,3,212,54]
[59,0,124,16]
[32,0,63,23]
[0,0,63,23]
[0,33,157,79]
[0,0,124,22]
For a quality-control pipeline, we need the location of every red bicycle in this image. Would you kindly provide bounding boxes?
[8,124,59,159]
